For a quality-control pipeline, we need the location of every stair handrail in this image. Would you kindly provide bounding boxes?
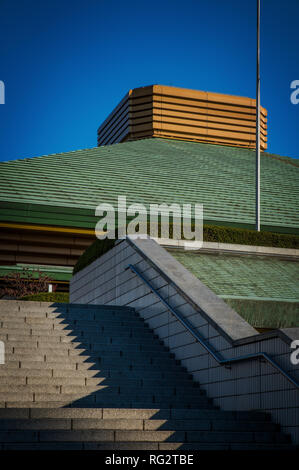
[127,263,299,389]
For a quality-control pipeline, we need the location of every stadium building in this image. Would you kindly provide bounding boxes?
[0,86,298,450]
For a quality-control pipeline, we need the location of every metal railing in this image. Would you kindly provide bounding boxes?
[127,263,299,389]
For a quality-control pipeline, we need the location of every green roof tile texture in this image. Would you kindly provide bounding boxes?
[0,138,298,230]
[170,251,299,301]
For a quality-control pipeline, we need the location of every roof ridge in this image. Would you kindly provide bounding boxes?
[1,137,298,164]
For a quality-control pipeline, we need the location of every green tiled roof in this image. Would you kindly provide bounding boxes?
[170,251,299,301]
[0,138,298,232]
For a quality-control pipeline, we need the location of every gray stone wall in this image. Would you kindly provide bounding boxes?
[70,237,299,443]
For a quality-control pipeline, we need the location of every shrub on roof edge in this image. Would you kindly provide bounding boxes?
[225,298,299,329]
[21,292,69,303]
[73,224,299,275]
[203,224,299,247]
[73,237,116,275]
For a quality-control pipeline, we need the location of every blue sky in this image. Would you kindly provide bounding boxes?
[0,0,298,162]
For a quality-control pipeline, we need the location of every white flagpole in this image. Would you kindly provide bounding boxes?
[256,0,261,231]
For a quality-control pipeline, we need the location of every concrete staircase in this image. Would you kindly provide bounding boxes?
[0,300,294,450]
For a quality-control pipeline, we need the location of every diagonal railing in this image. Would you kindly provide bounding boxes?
[127,263,299,389]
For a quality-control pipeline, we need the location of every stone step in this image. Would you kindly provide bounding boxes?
[54,395,212,407]
[4,348,173,359]
[0,393,35,402]
[0,328,73,337]
[169,408,271,421]
[150,442,293,451]
[3,355,180,371]
[0,301,290,451]
[1,334,162,347]
[0,376,27,385]
[0,382,203,396]
[81,333,161,342]
[0,386,209,403]
[0,390,212,406]
[0,429,287,444]
[142,419,279,433]
[1,320,150,332]
[5,353,48,362]
[2,339,74,349]
[69,349,172,358]
[0,375,195,389]
[0,311,139,321]
[1,402,214,411]
[1,318,146,329]
[0,369,54,378]
[52,369,192,380]
[0,441,146,452]
[8,347,171,359]
[0,384,100,394]
[0,441,294,451]
[0,327,157,339]
[90,342,166,352]
[1,361,189,378]
[0,312,50,320]
[0,408,271,421]
[1,401,215,409]
[117,386,205,397]
[0,418,279,432]
[8,343,167,354]
[0,373,193,389]
[0,300,133,313]
[0,402,91,409]
[57,319,145,328]
[0,376,86,386]
[74,360,184,371]
[18,356,180,369]
[39,377,195,388]
[0,303,55,314]
[5,361,77,370]
[47,311,139,321]
[0,334,62,343]
[0,418,72,430]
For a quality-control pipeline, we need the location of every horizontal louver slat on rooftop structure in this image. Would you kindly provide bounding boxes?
[97,85,268,149]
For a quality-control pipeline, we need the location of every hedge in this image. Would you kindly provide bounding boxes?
[202,224,299,247]
[225,298,299,329]
[21,292,69,303]
[73,224,299,275]
[73,237,116,275]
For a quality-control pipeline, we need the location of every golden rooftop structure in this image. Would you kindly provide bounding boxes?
[97,85,267,150]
